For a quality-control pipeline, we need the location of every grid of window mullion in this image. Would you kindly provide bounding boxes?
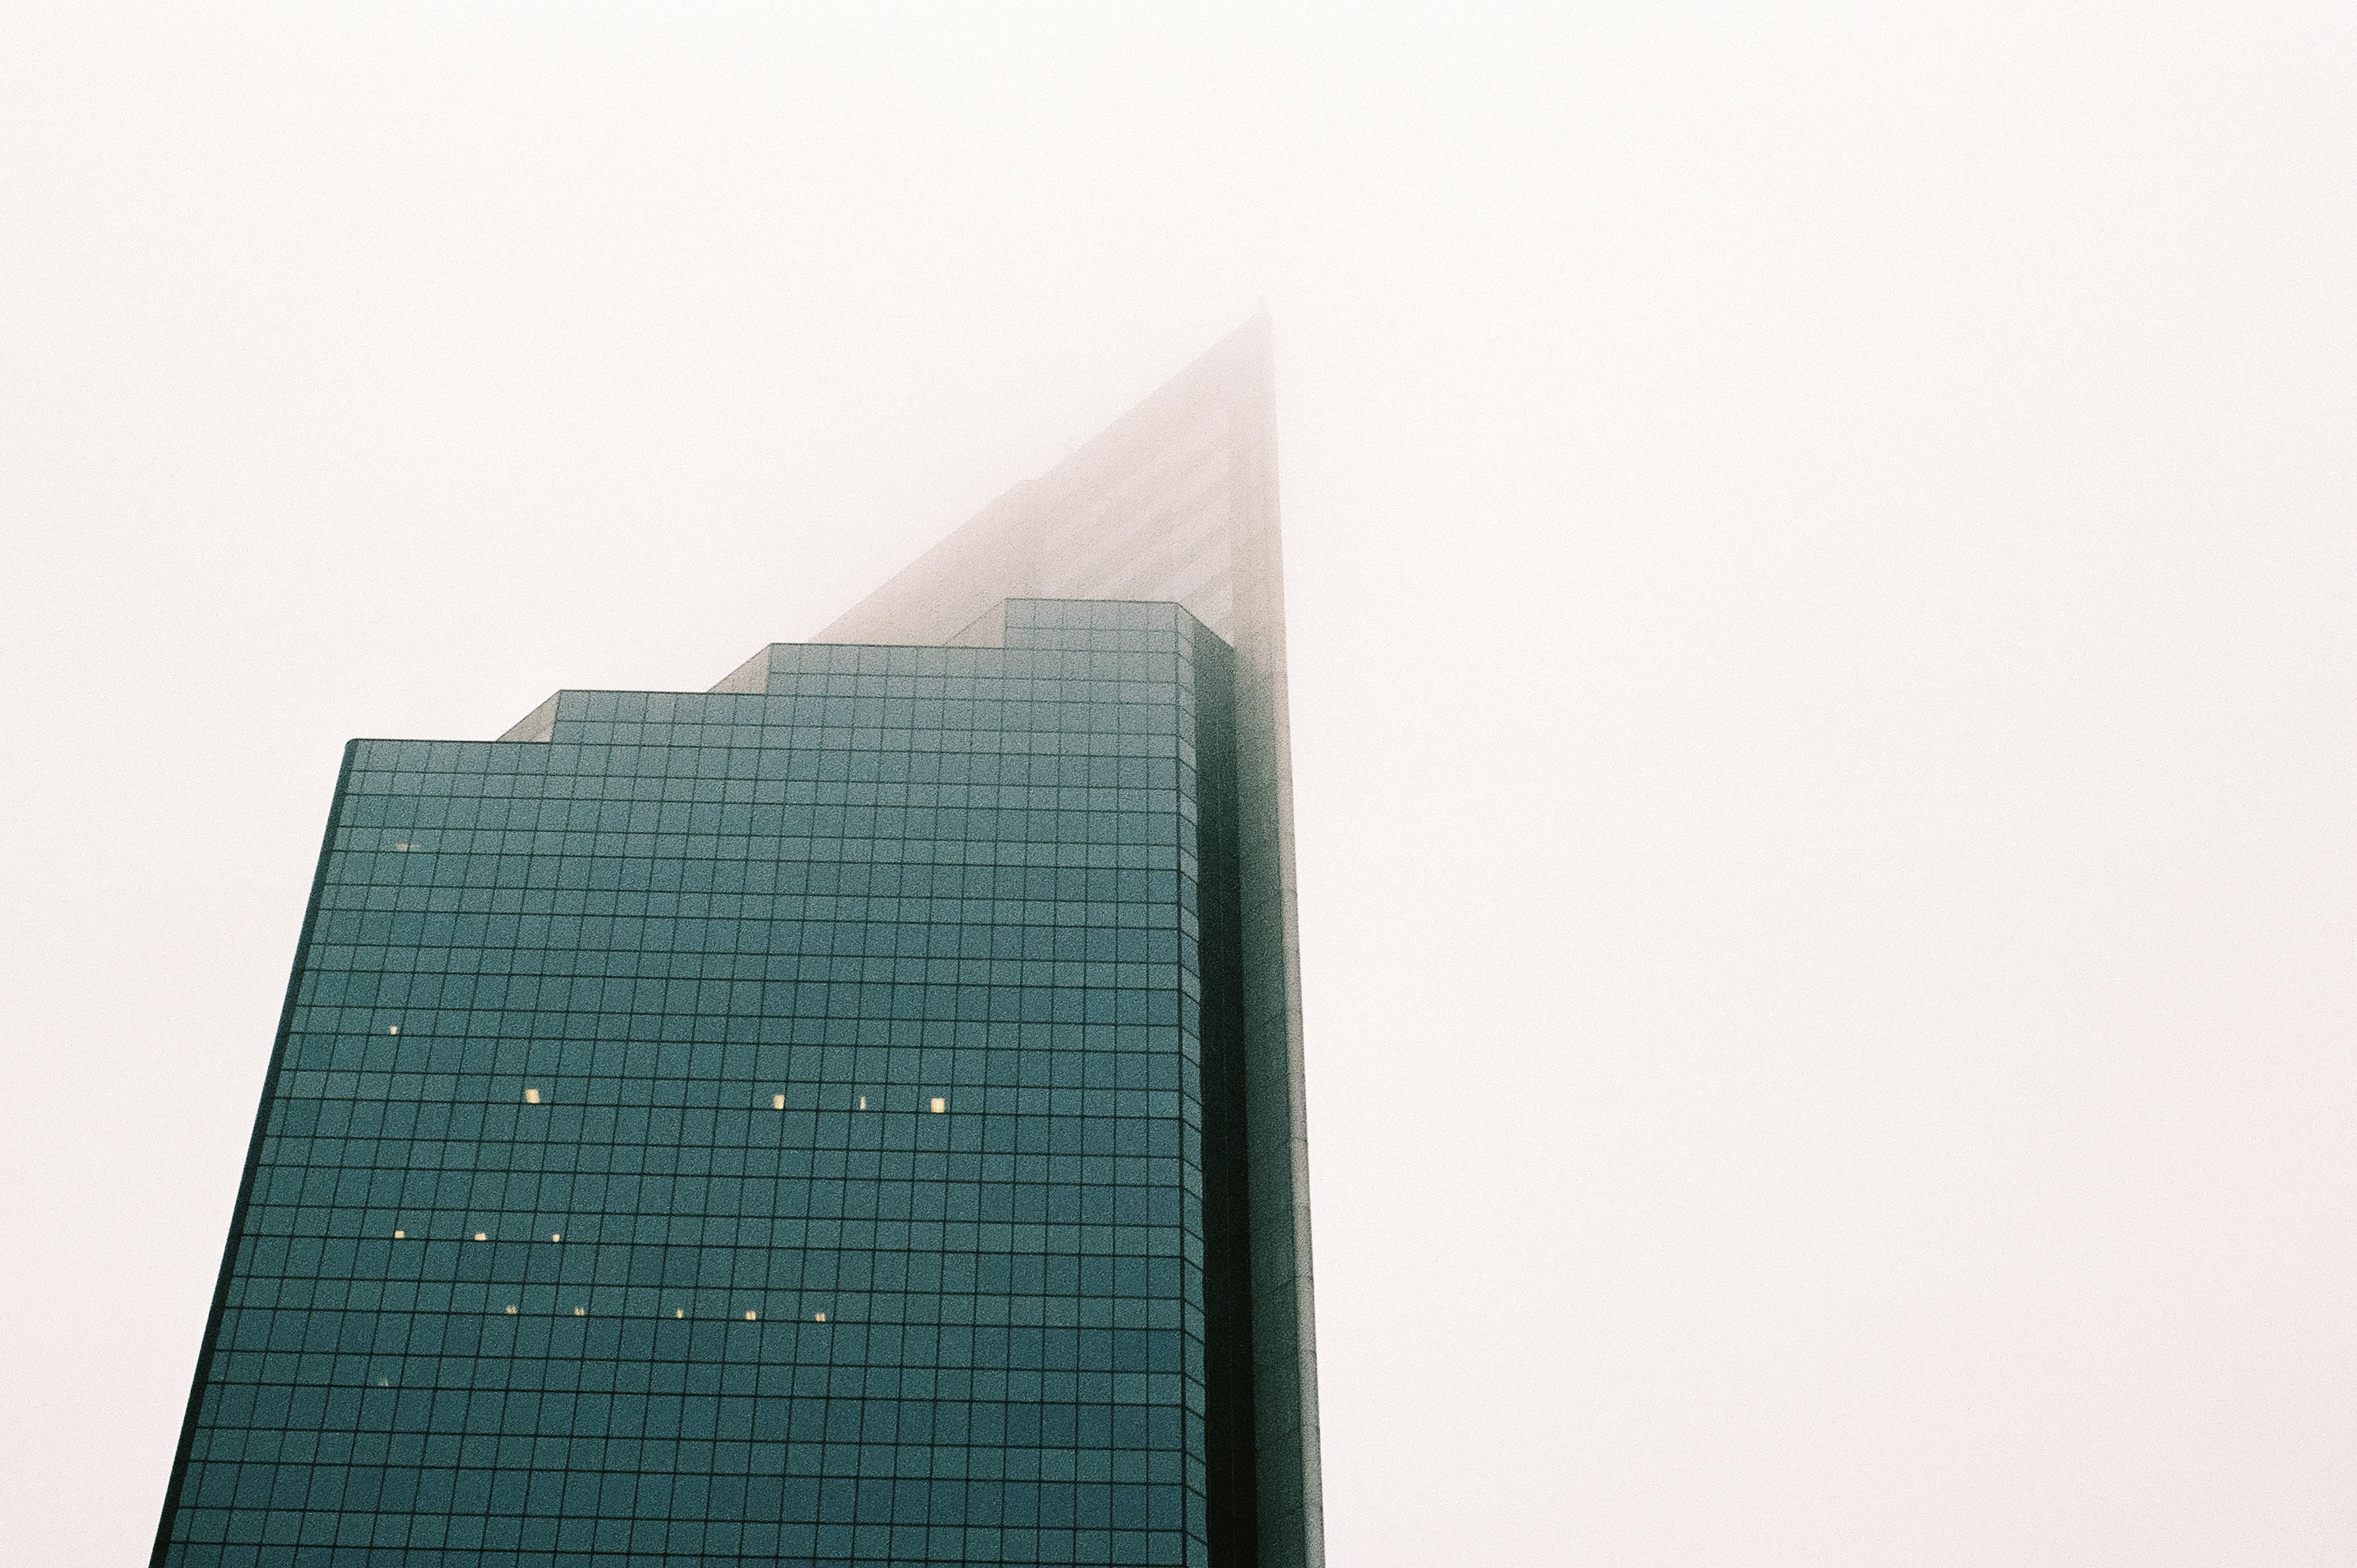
[166,607,1213,1565]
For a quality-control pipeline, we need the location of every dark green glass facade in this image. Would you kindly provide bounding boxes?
[154,599,1256,1568]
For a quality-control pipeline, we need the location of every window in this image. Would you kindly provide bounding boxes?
[163,599,1240,1565]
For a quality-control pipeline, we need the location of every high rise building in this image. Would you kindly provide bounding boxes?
[152,319,1322,1568]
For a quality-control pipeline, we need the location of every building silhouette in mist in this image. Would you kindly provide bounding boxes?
[152,319,1324,1568]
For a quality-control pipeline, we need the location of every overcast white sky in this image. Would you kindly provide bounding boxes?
[2,5,2351,1563]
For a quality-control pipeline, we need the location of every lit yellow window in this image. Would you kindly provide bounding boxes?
[858,1096,867,1110]
[550,1233,561,1242]
[505,1304,517,1315]
[474,1232,487,1242]
[393,1230,405,1240]
[674,1309,684,1319]
[814,1312,826,1323]
[524,1088,541,1104]
[744,1310,758,1321]
[388,1026,399,1036]
[931,1097,947,1113]
[574,1306,585,1317]
[773,1094,785,1110]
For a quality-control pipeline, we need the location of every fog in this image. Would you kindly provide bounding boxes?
[1,5,2349,1563]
